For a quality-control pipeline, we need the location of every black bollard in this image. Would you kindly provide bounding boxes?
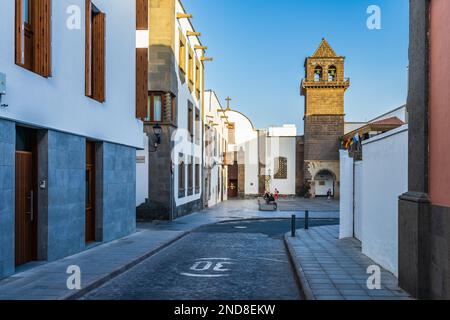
[305,210,309,230]
[291,215,296,237]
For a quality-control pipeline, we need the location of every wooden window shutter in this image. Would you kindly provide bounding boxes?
[136,0,148,119]
[85,0,92,97]
[92,12,105,102]
[33,0,51,77]
[15,0,23,66]
[15,0,51,76]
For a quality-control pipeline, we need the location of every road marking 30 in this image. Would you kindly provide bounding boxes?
[181,258,236,278]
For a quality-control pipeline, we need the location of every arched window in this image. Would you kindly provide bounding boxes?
[314,66,323,82]
[328,66,337,81]
[274,157,288,180]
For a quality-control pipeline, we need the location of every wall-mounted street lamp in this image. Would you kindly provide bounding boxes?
[150,124,163,152]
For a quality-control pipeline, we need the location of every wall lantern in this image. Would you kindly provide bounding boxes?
[136,30,149,49]
[152,124,163,151]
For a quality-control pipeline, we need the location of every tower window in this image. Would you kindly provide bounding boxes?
[328,66,337,81]
[314,66,323,82]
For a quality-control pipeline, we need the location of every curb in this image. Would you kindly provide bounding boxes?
[283,234,315,301]
[63,231,190,300]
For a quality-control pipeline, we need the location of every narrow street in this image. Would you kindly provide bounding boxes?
[82,219,337,300]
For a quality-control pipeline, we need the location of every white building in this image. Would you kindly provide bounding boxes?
[224,109,298,198]
[0,0,143,278]
[203,91,229,208]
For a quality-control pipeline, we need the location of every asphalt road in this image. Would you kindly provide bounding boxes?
[82,219,338,300]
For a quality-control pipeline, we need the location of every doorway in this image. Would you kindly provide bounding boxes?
[228,161,239,199]
[85,141,96,243]
[15,126,38,266]
[314,170,335,197]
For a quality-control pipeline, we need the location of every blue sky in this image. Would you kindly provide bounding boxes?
[183,0,410,132]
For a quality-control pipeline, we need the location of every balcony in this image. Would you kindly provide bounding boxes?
[302,78,350,89]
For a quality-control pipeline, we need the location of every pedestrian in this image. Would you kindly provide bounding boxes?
[274,188,280,202]
[327,189,332,202]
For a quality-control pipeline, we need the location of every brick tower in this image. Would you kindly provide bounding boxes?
[301,39,350,198]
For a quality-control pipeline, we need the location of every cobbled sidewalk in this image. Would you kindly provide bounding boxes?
[285,225,412,300]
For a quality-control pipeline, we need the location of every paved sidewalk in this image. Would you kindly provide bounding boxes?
[0,199,338,300]
[285,225,412,300]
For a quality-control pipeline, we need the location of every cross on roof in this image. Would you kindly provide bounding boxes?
[225,97,232,109]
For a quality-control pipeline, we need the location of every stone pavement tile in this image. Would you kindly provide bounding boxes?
[365,289,398,297]
[331,279,357,285]
[309,278,334,285]
[339,289,368,296]
[314,289,341,296]
[334,283,365,291]
[315,295,345,300]
[344,295,372,301]
[310,284,338,291]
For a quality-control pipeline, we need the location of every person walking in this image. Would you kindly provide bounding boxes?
[274,189,280,202]
[327,189,332,202]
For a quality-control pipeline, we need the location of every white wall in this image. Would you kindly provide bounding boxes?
[0,0,143,149]
[136,133,149,206]
[266,137,296,195]
[268,125,297,137]
[340,126,408,276]
[361,125,408,277]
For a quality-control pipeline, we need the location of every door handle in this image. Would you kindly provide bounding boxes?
[26,191,34,222]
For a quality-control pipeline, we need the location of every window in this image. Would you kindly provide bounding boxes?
[195,59,201,98]
[85,1,106,102]
[179,30,186,74]
[195,158,200,194]
[15,0,51,77]
[195,108,200,145]
[188,47,194,92]
[188,101,194,139]
[314,66,323,82]
[188,156,193,196]
[178,154,185,198]
[145,93,162,122]
[228,123,236,145]
[328,66,337,81]
[274,157,288,180]
[144,93,177,123]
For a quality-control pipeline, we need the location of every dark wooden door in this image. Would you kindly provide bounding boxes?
[85,141,96,243]
[228,179,238,198]
[15,151,37,266]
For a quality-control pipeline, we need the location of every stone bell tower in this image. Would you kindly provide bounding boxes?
[300,38,350,198]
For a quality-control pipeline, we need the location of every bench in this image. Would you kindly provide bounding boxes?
[258,198,278,211]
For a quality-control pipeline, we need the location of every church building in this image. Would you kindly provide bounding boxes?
[299,39,350,198]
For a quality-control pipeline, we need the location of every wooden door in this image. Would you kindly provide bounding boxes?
[228,180,238,198]
[85,141,96,243]
[15,151,37,266]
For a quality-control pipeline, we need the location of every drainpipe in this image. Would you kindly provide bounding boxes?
[352,159,355,238]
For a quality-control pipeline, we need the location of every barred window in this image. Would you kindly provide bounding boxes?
[274,157,288,180]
